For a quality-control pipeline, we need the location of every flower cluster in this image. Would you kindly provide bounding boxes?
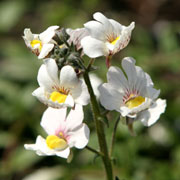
[23,26,91,159]
[23,12,166,164]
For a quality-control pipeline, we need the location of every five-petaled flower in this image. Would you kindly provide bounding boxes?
[81,12,134,60]
[23,26,59,59]
[24,105,90,158]
[32,58,90,109]
[99,57,166,126]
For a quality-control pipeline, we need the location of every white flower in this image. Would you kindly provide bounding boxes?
[81,12,135,58]
[33,58,90,108]
[99,57,166,126]
[23,26,59,59]
[66,28,89,51]
[24,105,90,158]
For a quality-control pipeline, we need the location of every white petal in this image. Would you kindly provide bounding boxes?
[68,124,90,149]
[23,28,34,41]
[48,98,74,109]
[46,99,74,109]
[145,72,154,86]
[39,26,59,43]
[44,58,59,84]
[84,21,106,41]
[107,66,128,91]
[146,86,160,100]
[113,22,135,53]
[81,36,108,58]
[24,143,37,151]
[88,73,102,99]
[134,66,148,96]
[99,83,123,111]
[80,73,102,100]
[71,80,90,106]
[41,107,67,135]
[60,65,79,89]
[32,87,46,99]
[120,22,135,41]
[93,12,114,35]
[32,87,50,105]
[64,94,75,107]
[25,136,54,156]
[109,19,122,35]
[138,99,167,126]
[55,147,70,158]
[37,64,54,91]
[119,106,134,117]
[23,29,36,48]
[124,22,135,32]
[65,104,84,131]
[93,12,109,25]
[121,57,137,89]
[38,44,54,59]
[132,65,160,99]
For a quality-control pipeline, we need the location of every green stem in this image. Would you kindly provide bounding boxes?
[87,58,95,70]
[83,71,113,180]
[109,115,120,157]
[86,146,103,156]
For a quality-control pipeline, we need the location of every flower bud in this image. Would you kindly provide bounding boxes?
[56,28,70,44]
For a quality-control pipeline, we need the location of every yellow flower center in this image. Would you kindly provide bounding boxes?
[30,40,42,50]
[49,91,67,103]
[46,134,67,150]
[59,45,64,48]
[110,36,120,45]
[125,94,145,109]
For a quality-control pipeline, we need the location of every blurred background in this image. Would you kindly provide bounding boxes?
[0,0,180,179]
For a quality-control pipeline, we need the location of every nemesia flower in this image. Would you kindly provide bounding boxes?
[99,57,166,126]
[66,28,89,51]
[32,58,90,108]
[23,26,59,59]
[81,12,135,59]
[24,105,90,158]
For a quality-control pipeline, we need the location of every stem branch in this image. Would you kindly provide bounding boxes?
[109,115,120,157]
[86,146,103,156]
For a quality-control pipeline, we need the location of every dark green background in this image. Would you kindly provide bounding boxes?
[0,0,180,179]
